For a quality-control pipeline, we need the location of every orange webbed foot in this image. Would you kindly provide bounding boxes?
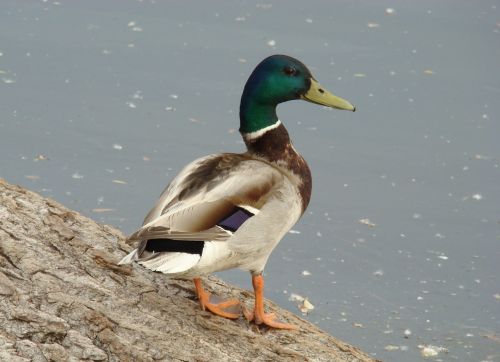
[244,274,298,330]
[193,278,241,319]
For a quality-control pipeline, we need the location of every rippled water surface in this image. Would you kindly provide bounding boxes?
[1,1,499,361]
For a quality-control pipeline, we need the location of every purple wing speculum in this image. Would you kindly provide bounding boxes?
[217,207,255,232]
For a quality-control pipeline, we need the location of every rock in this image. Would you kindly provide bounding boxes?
[0,177,378,362]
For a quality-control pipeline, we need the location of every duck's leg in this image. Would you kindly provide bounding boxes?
[193,278,241,319]
[243,274,298,330]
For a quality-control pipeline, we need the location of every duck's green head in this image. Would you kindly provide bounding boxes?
[239,54,355,134]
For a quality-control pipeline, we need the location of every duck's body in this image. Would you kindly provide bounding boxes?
[119,55,355,329]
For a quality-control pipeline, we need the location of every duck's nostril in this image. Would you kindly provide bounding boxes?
[318,88,324,94]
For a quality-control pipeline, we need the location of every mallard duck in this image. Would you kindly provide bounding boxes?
[119,55,355,329]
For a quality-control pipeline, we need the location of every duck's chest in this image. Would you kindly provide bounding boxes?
[242,123,312,213]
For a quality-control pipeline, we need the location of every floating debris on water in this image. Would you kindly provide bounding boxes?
[267,39,276,47]
[112,144,123,150]
[353,73,366,77]
[367,22,380,28]
[372,269,384,277]
[289,293,314,314]
[72,172,84,179]
[419,344,448,358]
[404,329,412,338]
[33,154,49,161]
[25,175,40,181]
[126,101,136,109]
[288,229,301,234]
[472,193,483,200]
[352,322,364,328]
[301,270,311,276]
[91,208,115,213]
[423,69,435,75]
[127,21,143,32]
[112,179,127,184]
[289,293,304,302]
[299,298,314,314]
[359,218,377,227]
[385,7,395,15]
[132,90,143,100]
[384,345,400,351]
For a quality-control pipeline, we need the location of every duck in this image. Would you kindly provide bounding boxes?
[119,54,355,329]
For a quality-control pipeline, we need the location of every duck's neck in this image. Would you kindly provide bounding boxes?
[239,97,279,134]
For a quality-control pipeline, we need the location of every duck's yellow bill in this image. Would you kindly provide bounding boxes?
[302,78,356,112]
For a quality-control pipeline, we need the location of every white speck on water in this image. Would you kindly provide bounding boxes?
[72,172,84,179]
[404,329,412,338]
[288,229,301,234]
[302,270,311,276]
[165,106,176,111]
[316,231,322,237]
[112,144,123,150]
[493,293,500,300]
[367,22,380,28]
[132,90,143,100]
[434,233,445,239]
[2,78,15,84]
[359,218,377,227]
[413,213,422,219]
[437,255,448,260]
[385,7,395,15]
[289,293,304,302]
[126,102,136,109]
[305,18,313,23]
[234,16,246,22]
[481,113,489,119]
[170,94,179,99]
[372,269,384,276]
[267,39,276,47]
[384,345,400,351]
[472,193,483,200]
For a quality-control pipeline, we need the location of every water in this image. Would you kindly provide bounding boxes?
[1,1,499,360]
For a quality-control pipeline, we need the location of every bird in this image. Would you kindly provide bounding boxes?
[119,54,355,329]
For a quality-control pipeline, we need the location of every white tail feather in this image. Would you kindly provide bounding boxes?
[139,252,200,274]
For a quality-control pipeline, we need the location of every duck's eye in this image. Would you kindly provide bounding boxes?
[283,66,297,76]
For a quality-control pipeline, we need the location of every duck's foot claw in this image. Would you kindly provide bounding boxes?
[242,305,298,330]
